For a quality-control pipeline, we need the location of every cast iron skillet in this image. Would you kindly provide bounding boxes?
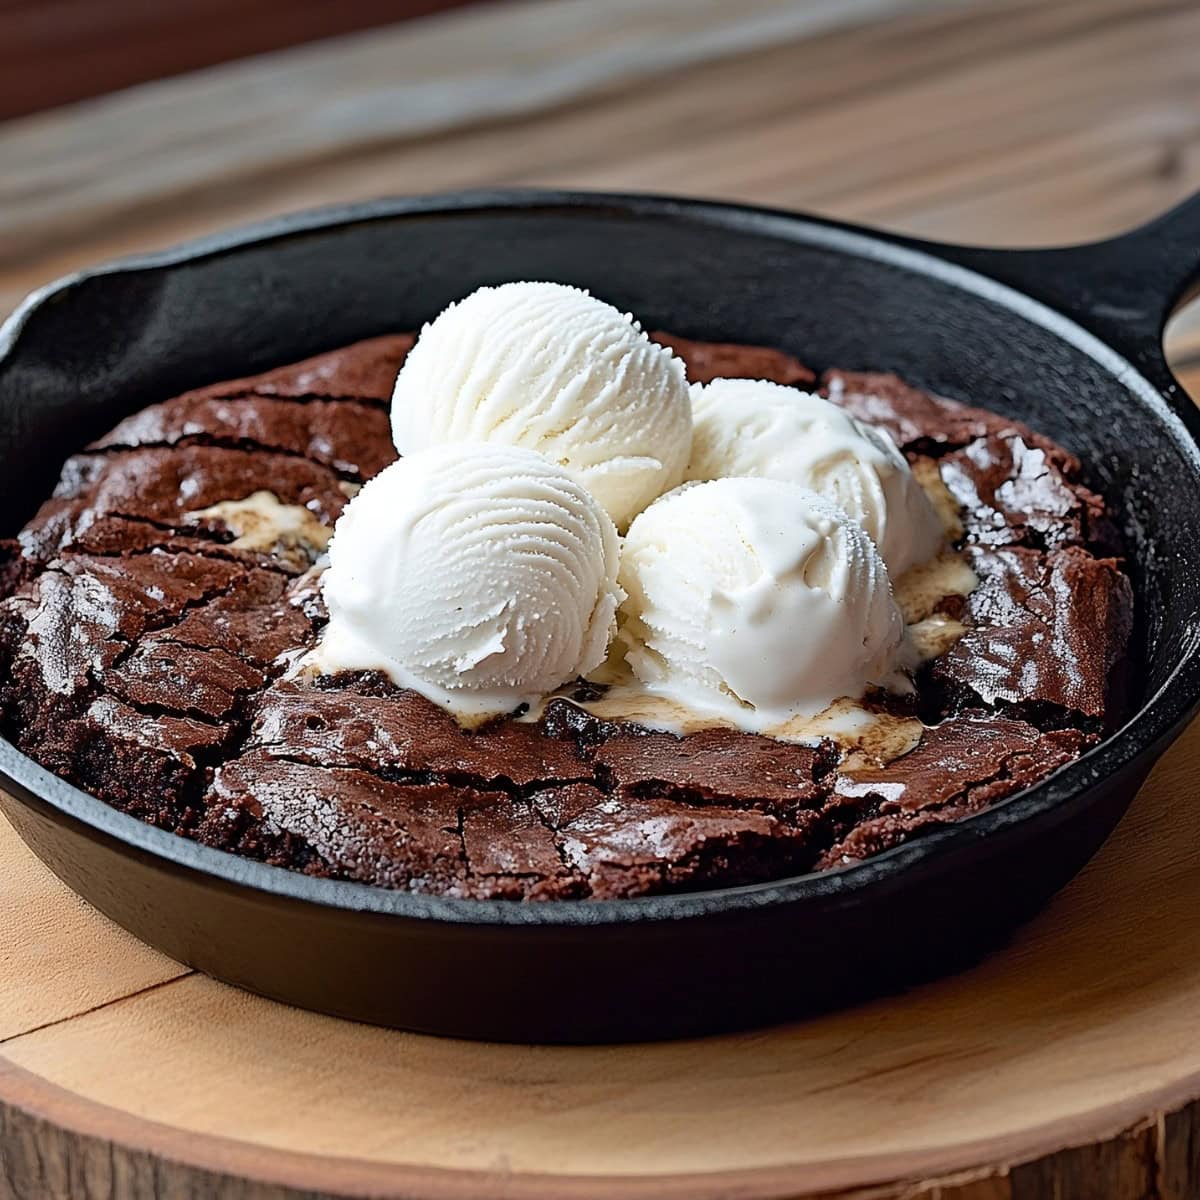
[1,190,1199,1043]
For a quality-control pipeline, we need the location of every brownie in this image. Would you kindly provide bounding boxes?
[20,446,352,568]
[591,726,836,817]
[535,788,819,900]
[816,714,1091,869]
[201,334,413,403]
[652,332,815,387]
[93,394,394,482]
[0,333,1134,899]
[820,369,1035,454]
[930,545,1133,722]
[245,676,590,785]
[938,433,1118,554]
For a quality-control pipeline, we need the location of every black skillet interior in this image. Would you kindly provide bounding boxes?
[1,191,1200,1042]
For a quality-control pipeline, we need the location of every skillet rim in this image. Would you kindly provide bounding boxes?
[1,186,1197,928]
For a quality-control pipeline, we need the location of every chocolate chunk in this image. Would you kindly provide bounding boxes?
[537,698,626,749]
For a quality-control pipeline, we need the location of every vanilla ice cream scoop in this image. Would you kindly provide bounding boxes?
[391,282,691,530]
[618,478,904,728]
[686,378,943,577]
[313,443,623,718]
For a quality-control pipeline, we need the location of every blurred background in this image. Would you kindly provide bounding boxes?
[2,0,1198,368]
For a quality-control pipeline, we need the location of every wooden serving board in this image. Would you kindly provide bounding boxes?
[4,1,1200,1195]
[2,702,1200,1200]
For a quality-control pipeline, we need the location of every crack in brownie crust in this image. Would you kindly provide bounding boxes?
[91,396,395,482]
[0,333,1134,899]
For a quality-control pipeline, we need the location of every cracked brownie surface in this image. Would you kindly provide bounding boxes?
[0,333,1133,899]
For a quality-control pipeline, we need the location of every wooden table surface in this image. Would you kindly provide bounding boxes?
[3,1,1200,1197]
[0,0,483,120]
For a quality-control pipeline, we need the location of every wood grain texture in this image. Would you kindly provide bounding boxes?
[0,0,945,265]
[2,0,1197,356]
[3,0,1200,1196]
[2,1066,1198,1200]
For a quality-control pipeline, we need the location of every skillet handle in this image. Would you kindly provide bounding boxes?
[917,191,1200,397]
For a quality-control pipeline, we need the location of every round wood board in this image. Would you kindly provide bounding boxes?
[3,719,1200,1200]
